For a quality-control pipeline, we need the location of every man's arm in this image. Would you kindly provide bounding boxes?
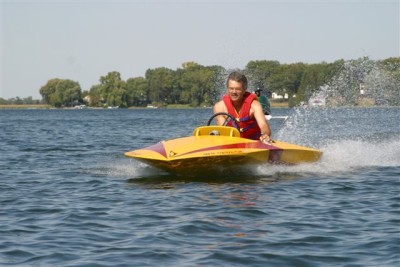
[252,101,271,139]
[213,101,228,126]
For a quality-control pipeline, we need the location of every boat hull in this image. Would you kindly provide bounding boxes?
[125,132,322,174]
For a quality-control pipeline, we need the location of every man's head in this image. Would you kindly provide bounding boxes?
[226,71,247,103]
[226,71,248,90]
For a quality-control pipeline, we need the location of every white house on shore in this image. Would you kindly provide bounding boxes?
[271,92,289,99]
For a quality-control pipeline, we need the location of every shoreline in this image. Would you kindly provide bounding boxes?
[0,104,52,109]
[3,102,396,109]
[0,101,290,109]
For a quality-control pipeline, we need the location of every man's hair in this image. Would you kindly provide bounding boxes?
[226,71,248,89]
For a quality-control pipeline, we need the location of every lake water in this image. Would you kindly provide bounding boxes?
[1,107,399,266]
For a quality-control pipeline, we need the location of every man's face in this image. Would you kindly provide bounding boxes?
[227,80,245,103]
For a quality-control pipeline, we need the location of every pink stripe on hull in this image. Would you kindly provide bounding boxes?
[179,142,283,159]
[144,143,167,158]
[143,141,283,162]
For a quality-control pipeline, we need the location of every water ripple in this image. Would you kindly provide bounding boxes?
[1,109,399,266]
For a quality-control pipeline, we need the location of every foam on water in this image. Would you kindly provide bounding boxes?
[256,137,400,178]
[86,158,166,179]
[320,137,400,169]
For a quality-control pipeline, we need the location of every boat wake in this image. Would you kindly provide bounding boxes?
[255,136,400,178]
[92,135,399,184]
[85,158,167,179]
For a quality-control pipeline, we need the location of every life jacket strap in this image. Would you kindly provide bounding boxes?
[238,116,251,122]
[241,121,258,132]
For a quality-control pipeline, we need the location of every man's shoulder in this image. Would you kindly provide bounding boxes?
[251,98,263,109]
[214,100,225,108]
[213,100,227,112]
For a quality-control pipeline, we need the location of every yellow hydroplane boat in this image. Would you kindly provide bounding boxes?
[125,113,322,175]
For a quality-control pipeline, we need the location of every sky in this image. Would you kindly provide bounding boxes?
[1,0,399,99]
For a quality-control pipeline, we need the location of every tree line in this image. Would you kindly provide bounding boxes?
[0,96,44,105]
[6,57,399,108]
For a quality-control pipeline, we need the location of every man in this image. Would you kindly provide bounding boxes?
[213,71,271,142]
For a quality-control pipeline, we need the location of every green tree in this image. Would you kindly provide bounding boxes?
[178,62,213,106]
[88,85,103,107]
[126,77,148,106]
[99,71,127,107]
[60,80,81,106]
[206,65,226,105]
[376,57,400,105]
[245,60,280,90]
[267,63,306,106]
[379,57,400,84]
[39,78,81,107]
[145,67,175,106]
[39,78,60,104]
[294,60,344,106]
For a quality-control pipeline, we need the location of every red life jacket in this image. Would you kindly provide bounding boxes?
[223,92,261,140]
